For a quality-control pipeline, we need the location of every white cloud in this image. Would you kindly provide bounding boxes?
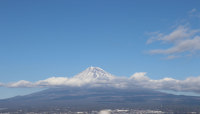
[147,8,200,59]
[149,36,200,54]
[129,73,200,93]
[130,72,149,81]
[2,72,200,94]
[148,25,200,58]
[6,80,34,88]
[35,77,69,87]
[148,26,200,43]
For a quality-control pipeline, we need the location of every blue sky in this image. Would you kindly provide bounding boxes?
[0,0,200,99]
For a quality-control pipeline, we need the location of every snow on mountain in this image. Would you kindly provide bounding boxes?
[74,67,115,83]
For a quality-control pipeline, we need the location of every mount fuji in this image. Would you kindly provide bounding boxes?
[1,67,200,113]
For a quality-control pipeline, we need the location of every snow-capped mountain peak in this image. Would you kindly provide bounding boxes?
[74,67,115,81]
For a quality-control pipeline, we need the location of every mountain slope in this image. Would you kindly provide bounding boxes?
[1,87,200,112]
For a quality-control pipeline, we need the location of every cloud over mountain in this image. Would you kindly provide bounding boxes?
[6,80,33,88]
[1,67,200,94]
